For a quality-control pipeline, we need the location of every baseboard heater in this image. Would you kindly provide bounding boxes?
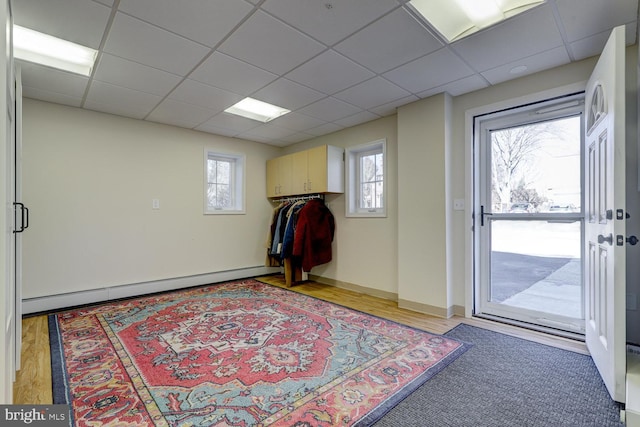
[22,266,279,315]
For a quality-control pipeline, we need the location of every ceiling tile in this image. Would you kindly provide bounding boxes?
[251,78,325,111]
[85,80,162,119]
[13,0,111,49]
[219,10,326,75]
[555,0,638,43]
[238,122,298,144]
[417,75,488,98]
[369,94,419,116]
[450,4,563,72]
[279,132,314,145]
[305,122,344,137]
[194,123,239,138]
[297,97,362,122]
[168,80,243,112]
[334,111,381,128]
[334,77,411,109]
[19,61,89,99]
[269,112,326,132]
[196,112,260,135]
[334,8,443,73]
[383,48,474,93]
[118,0,254,47]
[261,0,398,46]
[93,53,182,97]
[189,52,278,96]
[569,23,637,60]
[104,12,210,76]
[481,47,571,85]
[147,99,216,128]
[285,50,375,95]
[22,86,83,108]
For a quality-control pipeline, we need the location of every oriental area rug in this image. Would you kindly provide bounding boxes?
[49,279,469,426]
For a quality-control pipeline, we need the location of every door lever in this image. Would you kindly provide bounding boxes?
[597,234,613,245]
[480,205,492,226]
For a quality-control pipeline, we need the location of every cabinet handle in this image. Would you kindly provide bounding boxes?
[308,180,312,191]
[304,182,306,191]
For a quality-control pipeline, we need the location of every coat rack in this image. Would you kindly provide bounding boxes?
[269,194,324,286]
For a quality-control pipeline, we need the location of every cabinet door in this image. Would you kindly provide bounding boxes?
[266,157,279,197]
[307,145,328,193]
[278,154,293,196]
[266,155,293,197]
[291,150,308,195]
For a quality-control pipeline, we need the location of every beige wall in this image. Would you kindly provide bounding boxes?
[396,93,453,316]
[450,56,600,310]
[21,46,640,343]
[22,99,279,299]
[281,115,399,297]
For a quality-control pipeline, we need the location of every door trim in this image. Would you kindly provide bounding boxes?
[472,96,585,333]
[464,83,589,319]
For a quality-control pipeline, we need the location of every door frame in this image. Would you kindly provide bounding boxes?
[472,93,586,334]
[463,82,591,319]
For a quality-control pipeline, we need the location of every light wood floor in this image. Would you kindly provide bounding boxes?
[13,275,588,404]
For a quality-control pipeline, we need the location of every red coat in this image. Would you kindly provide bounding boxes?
[292,199,335,271]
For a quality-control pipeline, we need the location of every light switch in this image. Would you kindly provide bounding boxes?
[453,199,465,211]
[152,199,160,210]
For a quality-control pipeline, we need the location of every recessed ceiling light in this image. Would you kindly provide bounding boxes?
[408,0,545,42]
[13,25,98,76]
[224,97,291,123]
[509,65,528,74]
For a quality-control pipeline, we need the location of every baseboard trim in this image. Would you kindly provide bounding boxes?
[397,299,464,319]
[22,266,280,315]
[308,275,398,302]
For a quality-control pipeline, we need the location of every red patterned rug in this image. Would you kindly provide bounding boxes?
[49,279,468,426]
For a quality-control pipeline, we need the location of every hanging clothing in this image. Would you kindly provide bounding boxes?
[292,199,335,272]
[265,202,287,267]
[280,200,306,260]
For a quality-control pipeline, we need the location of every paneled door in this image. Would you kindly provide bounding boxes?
[584,25,626,403]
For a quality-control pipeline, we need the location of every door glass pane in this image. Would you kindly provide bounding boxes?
[491,116,581,213]
[490,220,582,319]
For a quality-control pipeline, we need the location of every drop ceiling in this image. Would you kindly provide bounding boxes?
[14,0,639,147]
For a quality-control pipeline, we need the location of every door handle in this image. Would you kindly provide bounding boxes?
[480,205,492,226]
[13,202,29,233]
[597,234,613,245]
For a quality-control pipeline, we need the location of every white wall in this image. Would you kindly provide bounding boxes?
[22,99,279,300]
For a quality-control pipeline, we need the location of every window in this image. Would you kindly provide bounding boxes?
[346,139,386,217]
[204,149,245,214]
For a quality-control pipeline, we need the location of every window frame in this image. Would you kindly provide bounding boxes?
[345,139,387,218]
[203,149,245,215]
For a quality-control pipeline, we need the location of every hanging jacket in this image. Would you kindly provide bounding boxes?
[292,199,335,271]
[280,201,306,260]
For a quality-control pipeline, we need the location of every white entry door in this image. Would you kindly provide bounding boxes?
[584,25,626,403]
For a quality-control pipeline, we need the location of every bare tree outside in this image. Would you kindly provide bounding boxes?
[491,119,575,212]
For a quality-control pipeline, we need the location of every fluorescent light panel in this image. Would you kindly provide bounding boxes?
[409,0,545,42]
[13,25,97,76]
[224,97,290,123]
